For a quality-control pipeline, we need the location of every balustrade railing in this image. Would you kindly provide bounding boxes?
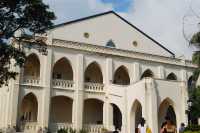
[84,82,104,92]
[52,79,74,88]
[23,122,39,131]
[83,124,104,133]
[22,76,40,85]
[50,123,73,132]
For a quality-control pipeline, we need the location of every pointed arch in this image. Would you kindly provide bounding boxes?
[84,62,103,83]
[130,100,142,133]
[158,98,177,132]
[111,103,122,130]
[20,93,38,122]
[83,98,104,124]
[113,65,130,85]
[50,96,73,123]
[188,76,195,90]
[53,57,73,80]
[23,53,40,78]
[166,73,177,80]
[141,69,154,79]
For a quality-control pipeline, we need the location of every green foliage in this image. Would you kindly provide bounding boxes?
[185,125,200,132]
[190,32,200,47]
[189,86,200,119]
[0,0,55,87]
[57,128,89,133]
[79,129,88,133]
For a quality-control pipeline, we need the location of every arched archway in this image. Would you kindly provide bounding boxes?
[158,98,177,132]
[53,58,73,80]
[113,66,130,85]
[23,54,40,79]
[130,100,142,133]
[166,73,177,80]
[83,99,103,124]
[188,76,195,91]
[141,69,154,79]
[111,103,122,131]
[84,62,103,83]
[20,93,38,122]
[50,96,73,123]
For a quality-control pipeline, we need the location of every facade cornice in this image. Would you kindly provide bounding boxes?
[52,39,196,69]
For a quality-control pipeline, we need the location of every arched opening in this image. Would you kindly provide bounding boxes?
[158,98,177,132]
[113,66,130,85]
[50,96,73,123]
[166,73,177,80]
[23,54,40,79]
[20,93,38,122]
[111,104,122,131]
[141,69,154,79]
[84,62,103,83]
[53,58,73,80]
[188,76,195,91]
[83,99,103,124]
[130,100,142,133]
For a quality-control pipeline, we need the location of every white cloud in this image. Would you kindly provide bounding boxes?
[121,0,200,59]
[43,0,112,24]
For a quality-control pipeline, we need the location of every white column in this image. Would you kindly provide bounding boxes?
[73,54,84,130]
[145,78,158,133]
[158,66,165,79]
[104,58,113,130]
[41,48,53,128]
[133,62,140,82]
[180,82,188,125]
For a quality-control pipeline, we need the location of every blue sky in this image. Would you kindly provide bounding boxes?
[43,0,200,59]
[100,0,133,12]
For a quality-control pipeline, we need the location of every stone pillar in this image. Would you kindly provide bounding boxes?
[145,78,158,133]
[104,58,113,130]
[158,66,165,79]
[133,62,140,82]
[41,48,53,128]
[73,54,84,130]
[180,82,188,126]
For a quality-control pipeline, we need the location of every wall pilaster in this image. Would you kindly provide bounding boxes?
[145,78,158,133]
[41,48,53,128]
[73,54,84,130]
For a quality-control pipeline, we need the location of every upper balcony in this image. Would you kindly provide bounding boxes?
[84,62,104,93]
[52,58,74,90]
[20,54,41,86]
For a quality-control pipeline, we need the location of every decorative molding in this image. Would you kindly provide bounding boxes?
[52,39,196,68]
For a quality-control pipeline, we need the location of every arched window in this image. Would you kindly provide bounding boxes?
[113,66,130,85]
[106,40,116,48]
[84,62,103,83]
[52,58,73,80]
[166,73,177,80]
[141,69,154,79]
[23,54,40,79]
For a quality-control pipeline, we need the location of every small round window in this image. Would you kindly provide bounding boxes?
[84,32,89,38]
[133,41,138,47]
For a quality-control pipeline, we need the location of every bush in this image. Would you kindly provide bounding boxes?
[185,125,200,132]
[57,128,88,133]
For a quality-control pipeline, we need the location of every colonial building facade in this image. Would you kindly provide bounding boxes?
[0,11,196,133]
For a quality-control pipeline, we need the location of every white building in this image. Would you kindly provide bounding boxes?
[0,11,197,133]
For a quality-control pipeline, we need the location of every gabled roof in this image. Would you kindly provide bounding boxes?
[50,11,175,57]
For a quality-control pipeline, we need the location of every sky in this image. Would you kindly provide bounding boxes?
[43,0,200,59]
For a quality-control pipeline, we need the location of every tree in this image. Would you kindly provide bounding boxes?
[189,29,200,123]
[0,0,55,87]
